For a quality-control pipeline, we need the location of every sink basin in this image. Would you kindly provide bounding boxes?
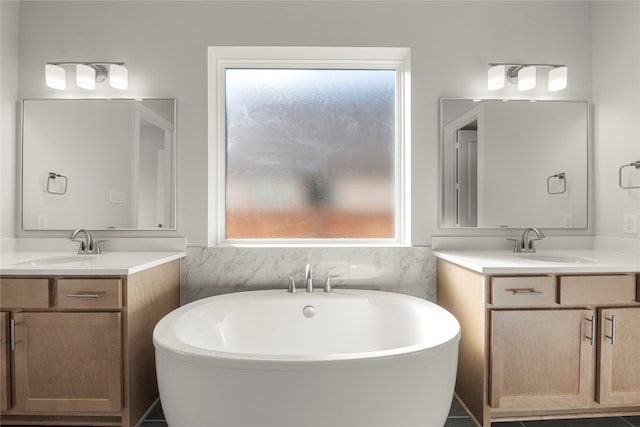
[13,255,98,266]
[518,253,596,264]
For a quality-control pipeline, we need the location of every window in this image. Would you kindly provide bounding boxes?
[209,47,410,246]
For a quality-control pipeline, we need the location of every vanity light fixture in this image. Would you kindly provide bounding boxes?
[45,62,128,90]
[45,64,67,90]
[487,64,506,90]
[548,66,568,92]
[487,63,568,92]
[517,66,536,91]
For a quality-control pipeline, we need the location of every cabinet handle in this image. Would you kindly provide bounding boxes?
[10,319,15,351]
[505,288,543,295]
[66,292,101,298]
[10,319,23,350]
[605,315,616,345]
[585,315,596,346]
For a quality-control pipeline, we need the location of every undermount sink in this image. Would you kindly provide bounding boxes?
[13,255,98,266]
[518,253,596,264]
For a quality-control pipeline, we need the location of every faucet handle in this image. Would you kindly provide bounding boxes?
[279,276,297,293]
[506,238,521,253]
[324,275,341,293]
[527,237,543,252]
[92,240,108,254]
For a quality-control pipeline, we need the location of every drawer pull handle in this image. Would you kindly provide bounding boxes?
[10,319,23,350]
[66,292,101,298]
[585,315,596,346]
[605,315,616,345]
[506,288,544,295]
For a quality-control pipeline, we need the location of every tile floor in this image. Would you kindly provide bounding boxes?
[140,397,640,427]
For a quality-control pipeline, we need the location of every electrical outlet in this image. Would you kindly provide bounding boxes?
[36,214,48,229]
[623,214,638,234]
[562,213,574,228]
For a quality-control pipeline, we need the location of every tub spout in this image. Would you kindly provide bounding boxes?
[305,264,313,293]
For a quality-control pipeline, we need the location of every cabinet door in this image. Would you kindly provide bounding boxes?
[13,312,122,413]
[598,307,640,405]
[490,309,595,410]
[0,312,9,412]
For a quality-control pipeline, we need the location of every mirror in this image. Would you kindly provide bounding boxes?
[21,99,176,230]
[440,98,588,229]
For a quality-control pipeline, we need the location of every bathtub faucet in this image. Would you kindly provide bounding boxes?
[305,264,314,292]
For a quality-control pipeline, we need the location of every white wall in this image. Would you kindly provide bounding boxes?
[592,1,640,242]
[12,1,593,246]
[0,0,19,240]
[7,1,639,300]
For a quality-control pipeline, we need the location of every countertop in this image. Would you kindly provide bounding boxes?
[0,251,186,276]
[433,249,640,274]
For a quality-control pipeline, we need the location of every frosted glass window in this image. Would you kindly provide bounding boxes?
[224,68,396,240]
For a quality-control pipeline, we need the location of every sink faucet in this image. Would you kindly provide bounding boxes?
[305,264,314,293]
[508,227,545,253]
[71,229,105,254]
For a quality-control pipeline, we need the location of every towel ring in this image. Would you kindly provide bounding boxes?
[547,172,566,194]
[47,172,68,195]
[619,161,640,189]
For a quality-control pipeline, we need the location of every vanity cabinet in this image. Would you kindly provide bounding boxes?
[0,260,180,427]
[598,307,640,405]
[436,259,640,426]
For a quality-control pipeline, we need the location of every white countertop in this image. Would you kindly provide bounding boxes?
[0,251,186,276]
[433,249,640,274]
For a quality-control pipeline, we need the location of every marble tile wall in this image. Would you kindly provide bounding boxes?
[181,246,435,304]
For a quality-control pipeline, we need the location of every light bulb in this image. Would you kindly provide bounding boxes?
[517,66,536,91]
[548,66,568,92]
[109,64,128,90]
[487,65,505,91]
[76,64,96,90]
[45,64,66,90]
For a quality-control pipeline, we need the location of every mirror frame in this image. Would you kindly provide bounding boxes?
[438,97,590,230]
[19,98,178,231]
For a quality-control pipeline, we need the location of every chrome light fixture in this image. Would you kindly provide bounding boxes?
[488,63,568,92]
[547,66,568,92]
[45,62,128,90]
[45,64,66,90]
[517,66,536,91]
[487,64,506,90]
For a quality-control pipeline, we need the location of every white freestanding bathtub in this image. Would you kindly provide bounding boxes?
[153,289,460,427]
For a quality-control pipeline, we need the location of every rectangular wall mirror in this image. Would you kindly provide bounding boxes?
[21,98,177,230]
[439,98,588,229]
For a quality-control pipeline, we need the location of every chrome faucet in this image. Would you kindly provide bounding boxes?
[305,264,314,293]
[71,228,105,254]
[324,275,340,293]
[508,227,545,253]
[279,276,297,293]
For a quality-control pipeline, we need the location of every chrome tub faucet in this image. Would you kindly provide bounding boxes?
[305,264,314,293]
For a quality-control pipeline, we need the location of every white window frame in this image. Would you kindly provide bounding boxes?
[208,46,411,247]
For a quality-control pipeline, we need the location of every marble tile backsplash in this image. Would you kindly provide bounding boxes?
[181,246,435,304]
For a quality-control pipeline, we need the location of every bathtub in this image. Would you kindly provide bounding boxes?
[153,289,461,427]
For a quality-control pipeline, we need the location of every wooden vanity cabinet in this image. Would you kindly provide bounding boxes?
[436,259,640,426]
[0,260,180,427]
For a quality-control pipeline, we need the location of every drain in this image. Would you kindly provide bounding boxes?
[302,305,316,318]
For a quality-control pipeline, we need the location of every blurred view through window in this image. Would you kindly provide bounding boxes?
[224,68,397,240]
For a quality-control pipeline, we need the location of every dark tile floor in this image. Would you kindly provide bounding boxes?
[141,397,640,427]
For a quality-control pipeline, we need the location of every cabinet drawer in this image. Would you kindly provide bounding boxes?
[559,275,636,305]
[0,278,51,308]
[56,279,122,309]
[491,276,556,306]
